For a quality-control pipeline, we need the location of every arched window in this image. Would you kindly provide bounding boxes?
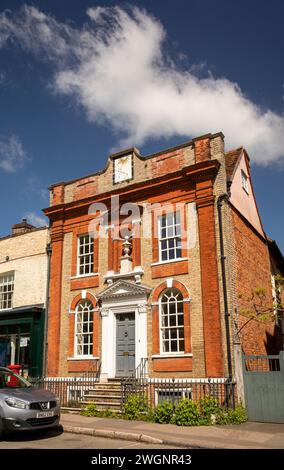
[75,300,94,357]
[159,288,184,353]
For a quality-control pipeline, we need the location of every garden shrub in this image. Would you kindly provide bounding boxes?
[200,396,221,424]
[172,399,201,426]
[81,403,98,417]
[124,394,147,420]
[216,404,247,425]
[154,401,174,424]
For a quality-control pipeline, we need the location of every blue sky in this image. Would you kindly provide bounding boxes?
[0,0,283,252]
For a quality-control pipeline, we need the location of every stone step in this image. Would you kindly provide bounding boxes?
[81,400,122,409]
[85,391,122,398]
[84,395,121,403]
[92,382,122,389]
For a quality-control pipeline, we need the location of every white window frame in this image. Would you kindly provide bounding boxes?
[158,212,182,262]
[0,272,14,310]
[155,388,192,406]
[159,288,185,355]
[241,170,249,194]
[74,300,94,358]
[77,234,94,276]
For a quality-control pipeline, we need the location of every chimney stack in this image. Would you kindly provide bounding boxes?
[12,219,35,236]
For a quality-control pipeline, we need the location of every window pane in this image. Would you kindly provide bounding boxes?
[162,315,168,327]
[161,228,167,238]
[160,288,185,354]
[171,329,177,339]
[171,341,178,352]
[169,302,176,314]
[76,300,94,356]
[161,250,168,261]
[78,236,94,275]
[161,240,167,251]
[176,248,182,258]
[164,341,169,352]
[160,215,166,228]
[0,273,14,310]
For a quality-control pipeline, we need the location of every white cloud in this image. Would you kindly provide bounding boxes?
[0,5,284,164]
[0,135,29,172]
[24,211,47,227]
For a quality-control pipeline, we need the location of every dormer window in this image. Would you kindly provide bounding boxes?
[241,170,249,194]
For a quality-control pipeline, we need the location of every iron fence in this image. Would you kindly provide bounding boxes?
[122,377,236,411]
[28,359,101,408]
[28,376,99,407]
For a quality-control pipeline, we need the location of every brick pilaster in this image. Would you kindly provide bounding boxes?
[197,188,224,377]
[47,222,64,376]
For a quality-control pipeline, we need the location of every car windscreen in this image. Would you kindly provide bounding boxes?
[0,370,32,388]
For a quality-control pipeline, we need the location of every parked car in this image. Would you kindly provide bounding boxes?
[0,366,60,438]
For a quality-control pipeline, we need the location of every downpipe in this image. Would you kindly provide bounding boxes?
[217,194,233,380]
[42,240,52,377]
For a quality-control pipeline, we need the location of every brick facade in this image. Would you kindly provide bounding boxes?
[44,131,281,380]
[232,207,282,355]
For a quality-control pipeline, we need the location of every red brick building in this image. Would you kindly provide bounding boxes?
[44,132,283,383]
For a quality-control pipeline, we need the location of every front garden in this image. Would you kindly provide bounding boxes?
[81,394,247,426]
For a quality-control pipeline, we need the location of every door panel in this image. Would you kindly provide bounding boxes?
[0,338,11,367]
[116,313,135,377]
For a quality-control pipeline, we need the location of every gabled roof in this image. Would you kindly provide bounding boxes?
[225,147,243,181]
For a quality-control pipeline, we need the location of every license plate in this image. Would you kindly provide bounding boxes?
[36,411,54,418]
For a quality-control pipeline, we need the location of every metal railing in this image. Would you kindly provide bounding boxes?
[122,377,236,411]
[135,357,148,379]
[244,354,280,372]
[29,358,101,408]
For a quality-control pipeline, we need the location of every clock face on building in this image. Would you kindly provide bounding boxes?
[113,154,133,183]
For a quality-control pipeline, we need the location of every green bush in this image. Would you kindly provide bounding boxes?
[100,408,117,418]
[200,396,221,424]
[172,399,201,426]
[124,394,147,420]
[81,403,98,417]
[216,404,248,425]
[154,401,174,424]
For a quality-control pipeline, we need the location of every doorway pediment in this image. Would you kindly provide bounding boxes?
[97,279,151,300]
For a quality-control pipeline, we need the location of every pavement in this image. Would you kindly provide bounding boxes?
[61,412,284,449]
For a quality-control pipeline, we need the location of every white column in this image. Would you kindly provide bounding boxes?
[100,308,115,381]
[136,304,148,374]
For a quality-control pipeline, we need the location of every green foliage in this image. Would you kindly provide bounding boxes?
[124,394,147,420]
[80,396,247,427]
[216,404,248,425]
[100,408,117,418]
[81,403,98,417]
[153,400,174,424]
[199,396,220,424]
[172,399,201,426]
[200,396,219,416]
